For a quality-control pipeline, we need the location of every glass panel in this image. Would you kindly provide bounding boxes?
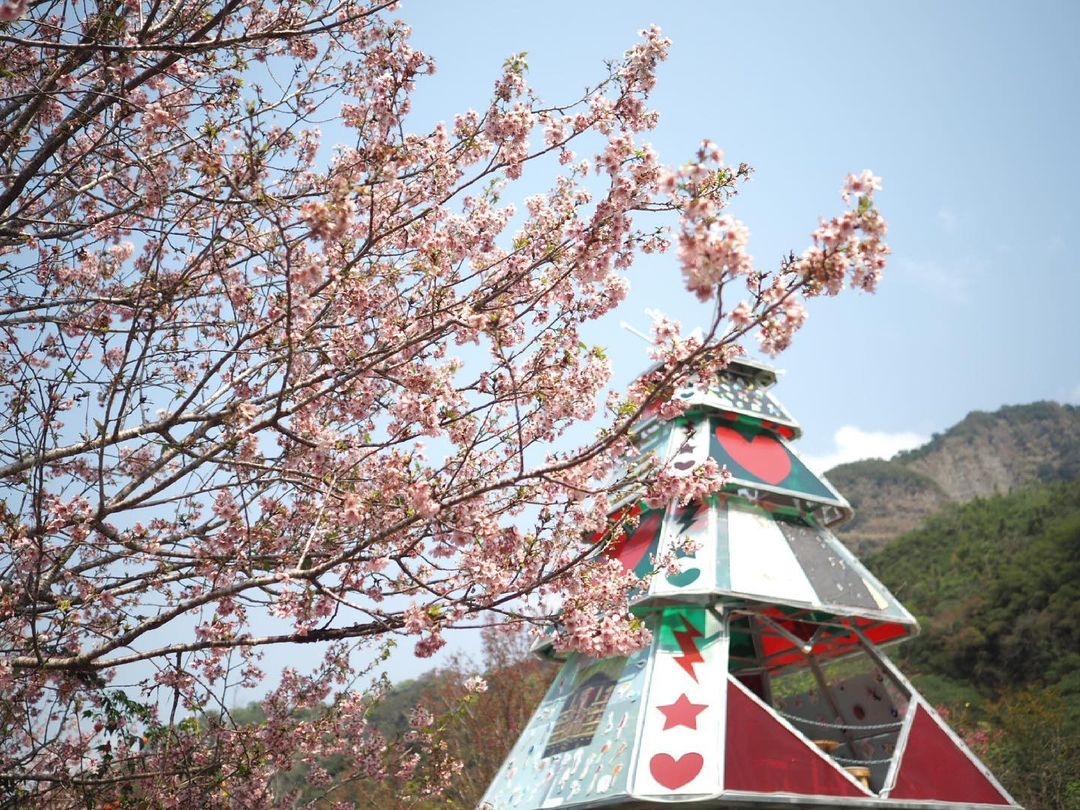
[725,678,864,797]
[890,705,1011,805]
[768,642,909,793]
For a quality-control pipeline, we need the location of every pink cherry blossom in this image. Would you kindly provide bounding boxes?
[0,4,887,804]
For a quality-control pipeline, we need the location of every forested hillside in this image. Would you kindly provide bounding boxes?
[866,476,1080,810]
[868,477,1080,693]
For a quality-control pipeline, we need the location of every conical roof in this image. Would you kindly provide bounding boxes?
[481,361,1020,809]
[598,495,914,639]
[536,361,915,658]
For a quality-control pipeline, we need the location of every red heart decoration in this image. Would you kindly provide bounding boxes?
[605,510,662,572]
[714,424,791,485]
[649,752,704,789]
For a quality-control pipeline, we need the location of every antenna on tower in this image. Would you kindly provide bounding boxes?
[619,320,654,345]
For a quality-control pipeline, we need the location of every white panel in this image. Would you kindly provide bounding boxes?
[647,417,716,599]
[665,416,710,472]
[647,498,717,599]
[630,609,724,799]
[727,506,817,604]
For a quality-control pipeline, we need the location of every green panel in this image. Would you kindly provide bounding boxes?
[728,614,757,669]
[709,417,836,501]
[654,605,725,660]
[656,606,703,652]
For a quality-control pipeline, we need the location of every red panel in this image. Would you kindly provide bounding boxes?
[758,621,863,667]
[598,504,665,578]
[724,679,865,797]
[858,618,910,645]
[760,629,797,662]
[890,705,1011,805]
[714,424,792,485]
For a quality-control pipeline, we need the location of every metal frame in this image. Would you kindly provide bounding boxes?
[623,609,659,800]
[749,617,911,781]
[879,689,918,798]
[722,605,913,663]
[511,788,1018,809]
[849,625,1020,807]
[712,606,731,798]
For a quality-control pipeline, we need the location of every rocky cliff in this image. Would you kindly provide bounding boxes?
[826,401,1080,554]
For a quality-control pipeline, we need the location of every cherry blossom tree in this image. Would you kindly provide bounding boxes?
[0,0,889,803]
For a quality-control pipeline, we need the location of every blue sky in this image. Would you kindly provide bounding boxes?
[400,0,1080,471]
[217,2,1080,692]
[353,0,1080,681]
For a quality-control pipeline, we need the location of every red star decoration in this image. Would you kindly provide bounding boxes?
[657,693,708,730]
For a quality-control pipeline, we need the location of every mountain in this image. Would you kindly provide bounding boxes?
[863,476,1080,810]
[828,401,1080,555]
[866,475,1080,695]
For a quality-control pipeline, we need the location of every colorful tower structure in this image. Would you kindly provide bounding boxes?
[479,360,1019,809]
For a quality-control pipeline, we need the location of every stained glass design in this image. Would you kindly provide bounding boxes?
[672,368,798,434]
[606,418,672,510]
[710,417,840,503]
[727,506,819,603]
[543,662,624,757]
[711,369,790,420]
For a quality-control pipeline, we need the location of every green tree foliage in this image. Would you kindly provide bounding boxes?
[984,688,1080,810]
[944,688,1080,810]
[232,629,557,808]
[867,476,1080,808]
[869,476,1080,692]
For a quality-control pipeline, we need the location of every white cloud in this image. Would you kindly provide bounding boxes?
[893,256,970,304]
[937,206,958,233]
[801,425,929,475]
